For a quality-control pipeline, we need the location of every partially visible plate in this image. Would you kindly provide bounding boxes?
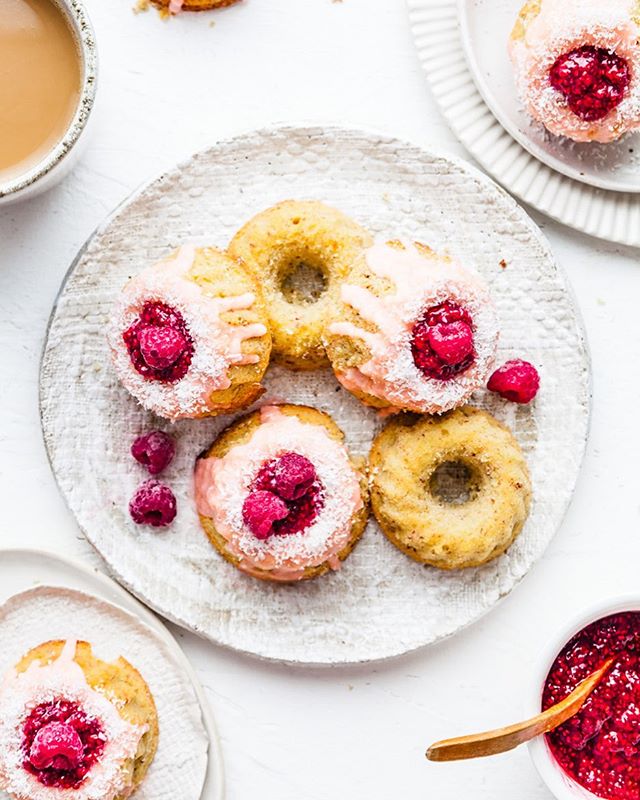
[460,0,640,194]
[0,548,224,800]
[408,0,640,246]
[40,124,590,664]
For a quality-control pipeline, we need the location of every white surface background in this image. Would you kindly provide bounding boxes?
[0,1,638,798]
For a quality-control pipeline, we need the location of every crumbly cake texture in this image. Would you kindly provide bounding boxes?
[0,587,208,799]
[196,404,369,582]
[152,0,240,13]
[369,407,532,570]
[509,0,640,142]
[228,200,373,370]
[325,240,498,413]
[107,245,271,420]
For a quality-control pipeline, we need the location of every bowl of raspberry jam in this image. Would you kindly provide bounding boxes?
[528,600,640,800]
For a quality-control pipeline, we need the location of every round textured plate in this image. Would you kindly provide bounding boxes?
[459,0,640,194]
[0,549,223,800]
[408,0,640,245]
[40,124,590,665]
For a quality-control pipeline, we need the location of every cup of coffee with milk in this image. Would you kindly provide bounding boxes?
[0,0,97,204]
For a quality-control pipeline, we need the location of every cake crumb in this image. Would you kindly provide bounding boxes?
[499,259,508,269]
[133,0,150,13]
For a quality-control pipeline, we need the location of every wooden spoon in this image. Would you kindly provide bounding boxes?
[426,657,614,762]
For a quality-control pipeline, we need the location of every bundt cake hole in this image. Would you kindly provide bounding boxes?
[428,459,482,506]
[279,257,328,305]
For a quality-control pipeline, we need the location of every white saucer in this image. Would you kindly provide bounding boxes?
[0,548,224,800]
[408,0,640,245]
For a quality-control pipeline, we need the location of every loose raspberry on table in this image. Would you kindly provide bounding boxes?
[131,430,176,475]
[411,301,475,381]
[129,479,177,527]
[487,359,539,404]
[123,301,194,383]
[549,46,630,122]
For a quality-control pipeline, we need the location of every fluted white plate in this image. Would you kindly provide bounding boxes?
[408,0,640,245]
[40,124,590,664]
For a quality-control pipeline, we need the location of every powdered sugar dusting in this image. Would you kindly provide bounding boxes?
[0,640,144,800]
[194,406,363,581]
[329,240,498,413]
[509,0,640,142]
[107,246,267,420]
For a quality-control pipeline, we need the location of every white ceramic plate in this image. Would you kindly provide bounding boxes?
[40,124,590,665]
[0,548,224,800]
[408,0,640,245]
[459,0,640,194]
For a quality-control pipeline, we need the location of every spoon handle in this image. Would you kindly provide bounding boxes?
[426,658,613,762]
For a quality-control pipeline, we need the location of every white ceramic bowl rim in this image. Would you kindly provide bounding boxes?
[527,594,640,800]
[0,0,97,199]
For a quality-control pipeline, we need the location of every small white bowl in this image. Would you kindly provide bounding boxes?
[526,595,640,800]
[0,0,97,205]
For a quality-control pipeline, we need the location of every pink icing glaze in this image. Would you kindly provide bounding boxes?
[328,241,498,414]
[0,640,145,800]
[169,0,184,12]
[107,245,268,419]
[194,406,363,582]
[509,0,640,142]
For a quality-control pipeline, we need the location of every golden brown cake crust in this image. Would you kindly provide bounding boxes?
[369,407,532,570]
[228,201,373,370]
[186,246,272,416]
[16,641,159,799]
[197,404,370,582]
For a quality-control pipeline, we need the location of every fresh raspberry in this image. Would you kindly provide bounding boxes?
[123,301,194,383]
[22,700,105,789]
[29,723,84,771]
[245,453,326,539]
[271,452,317,500]
[242,490,290,540]
[549,46,630,122]
[129,480,177,527]
[411,301,475,381]
[138,325,188,370]
[131,431,176,475]
[487,359,540,404]
[427,321,474,366]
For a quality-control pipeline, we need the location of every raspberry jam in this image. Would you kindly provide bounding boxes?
[123,301,194,383]
[543,612,640,800]
[411,301,475,381]
[22,699,105,789]
[549,46,631,122]
[242,452,325,540]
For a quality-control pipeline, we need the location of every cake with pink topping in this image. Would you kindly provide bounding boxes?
[194,404,369,582]
[509,0,640,143]
[0,639,158,800]
[324,240,498,415]
[107,245,271,420]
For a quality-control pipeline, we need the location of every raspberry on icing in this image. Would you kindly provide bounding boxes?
[549,46,631,122]
[138,325,188,370]
[22,700,105,789]
[129,479,177,527]
[242,490,289,540]
[29,722,84,772]
[242,452,326,540]
[411,301,476,381]
[272,452,317,500]
[131,430,176,475]
[123,301,194,384]
[487,359,540,404]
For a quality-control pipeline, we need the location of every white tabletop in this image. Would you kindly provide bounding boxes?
[1,1,638,798]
